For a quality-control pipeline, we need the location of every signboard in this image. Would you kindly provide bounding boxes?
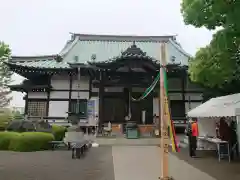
[87,100,95,118]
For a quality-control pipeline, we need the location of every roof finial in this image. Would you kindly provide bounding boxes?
[55,55,63,62]
[133,41,136,45]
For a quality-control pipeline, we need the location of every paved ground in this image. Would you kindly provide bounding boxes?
[0,147,114,180]
[1,142,240,180]
[112,146,216,180]
[175,147,240,180]
[95,134,186,147]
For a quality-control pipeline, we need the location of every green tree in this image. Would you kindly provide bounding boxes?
[181,0,240,90]
[0,42,12,107]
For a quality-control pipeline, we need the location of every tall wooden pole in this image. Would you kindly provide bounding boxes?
[159,42,172,180]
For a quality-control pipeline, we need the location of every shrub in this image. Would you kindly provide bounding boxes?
[6,120,36,132]
[51,125,67,141]
[0,132,19,150]
[9,132,54,152]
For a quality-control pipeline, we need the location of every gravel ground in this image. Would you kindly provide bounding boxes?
[0,147,115,180]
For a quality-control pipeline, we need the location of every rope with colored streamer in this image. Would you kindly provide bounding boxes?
[131,72,160,101]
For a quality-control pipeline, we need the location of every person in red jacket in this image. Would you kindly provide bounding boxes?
[186,118,199,157]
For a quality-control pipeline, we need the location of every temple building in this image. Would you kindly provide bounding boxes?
[7,34,203,134]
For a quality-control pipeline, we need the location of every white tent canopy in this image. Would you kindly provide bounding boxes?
[187,93,240,117]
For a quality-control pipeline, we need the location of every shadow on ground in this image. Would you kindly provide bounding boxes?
[172,148,240,180]
[0,147,114,180]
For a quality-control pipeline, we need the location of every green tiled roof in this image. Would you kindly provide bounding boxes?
[89,43,160,67]
[63,38,190,66]
[9,34,190,69]
[64,40,162,64]
[7,59,71,69]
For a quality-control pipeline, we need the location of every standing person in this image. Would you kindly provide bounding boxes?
[186,118,199,157]
[191,118,199,157]
[219,117,230,141]
[186,119,193,157]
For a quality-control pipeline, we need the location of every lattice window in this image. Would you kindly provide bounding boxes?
[69,99,87,118]
[27,101,47,117]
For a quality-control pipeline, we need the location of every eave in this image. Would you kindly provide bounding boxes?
[8,79,52,92]
[5,61,96,78]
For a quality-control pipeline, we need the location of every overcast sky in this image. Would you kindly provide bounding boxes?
[0,0,213,107]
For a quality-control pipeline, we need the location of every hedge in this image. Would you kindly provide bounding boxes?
[51,125,67,141]
[0,132,19,150]
[0,132,54,152]
[9,132,54,152]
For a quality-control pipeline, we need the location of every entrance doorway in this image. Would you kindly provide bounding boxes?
[131,97,153,124]
[103,97,125,123]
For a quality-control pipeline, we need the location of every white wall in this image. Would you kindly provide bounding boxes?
[51,75,70,90]
[28,92,47,99]
[92,87,99,92]
[71,91,89,99]
[51,74,90,100]
[72,76,89,90]
[50,91,69,99]
[48,101,68,117]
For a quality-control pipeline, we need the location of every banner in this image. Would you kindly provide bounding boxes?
[163,68,179,152]
[87,100,95,118]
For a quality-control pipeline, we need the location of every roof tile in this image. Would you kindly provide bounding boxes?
[9,60,71,69]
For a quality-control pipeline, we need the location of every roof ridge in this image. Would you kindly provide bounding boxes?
[72,33,176,37]
[59,36,79,57]
[71,33,176,42]
[168,39,192,58]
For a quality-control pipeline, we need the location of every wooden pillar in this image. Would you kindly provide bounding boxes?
[68,73,73,113]
[128,86,132,119]
[123,87,129,118]
[98,70,104,128]
[181,71,186,117]
[128,70,132,121]
[159,42,173,180]
[24,92,28,115]
[89,76,92,99]
[46,76,51,117]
